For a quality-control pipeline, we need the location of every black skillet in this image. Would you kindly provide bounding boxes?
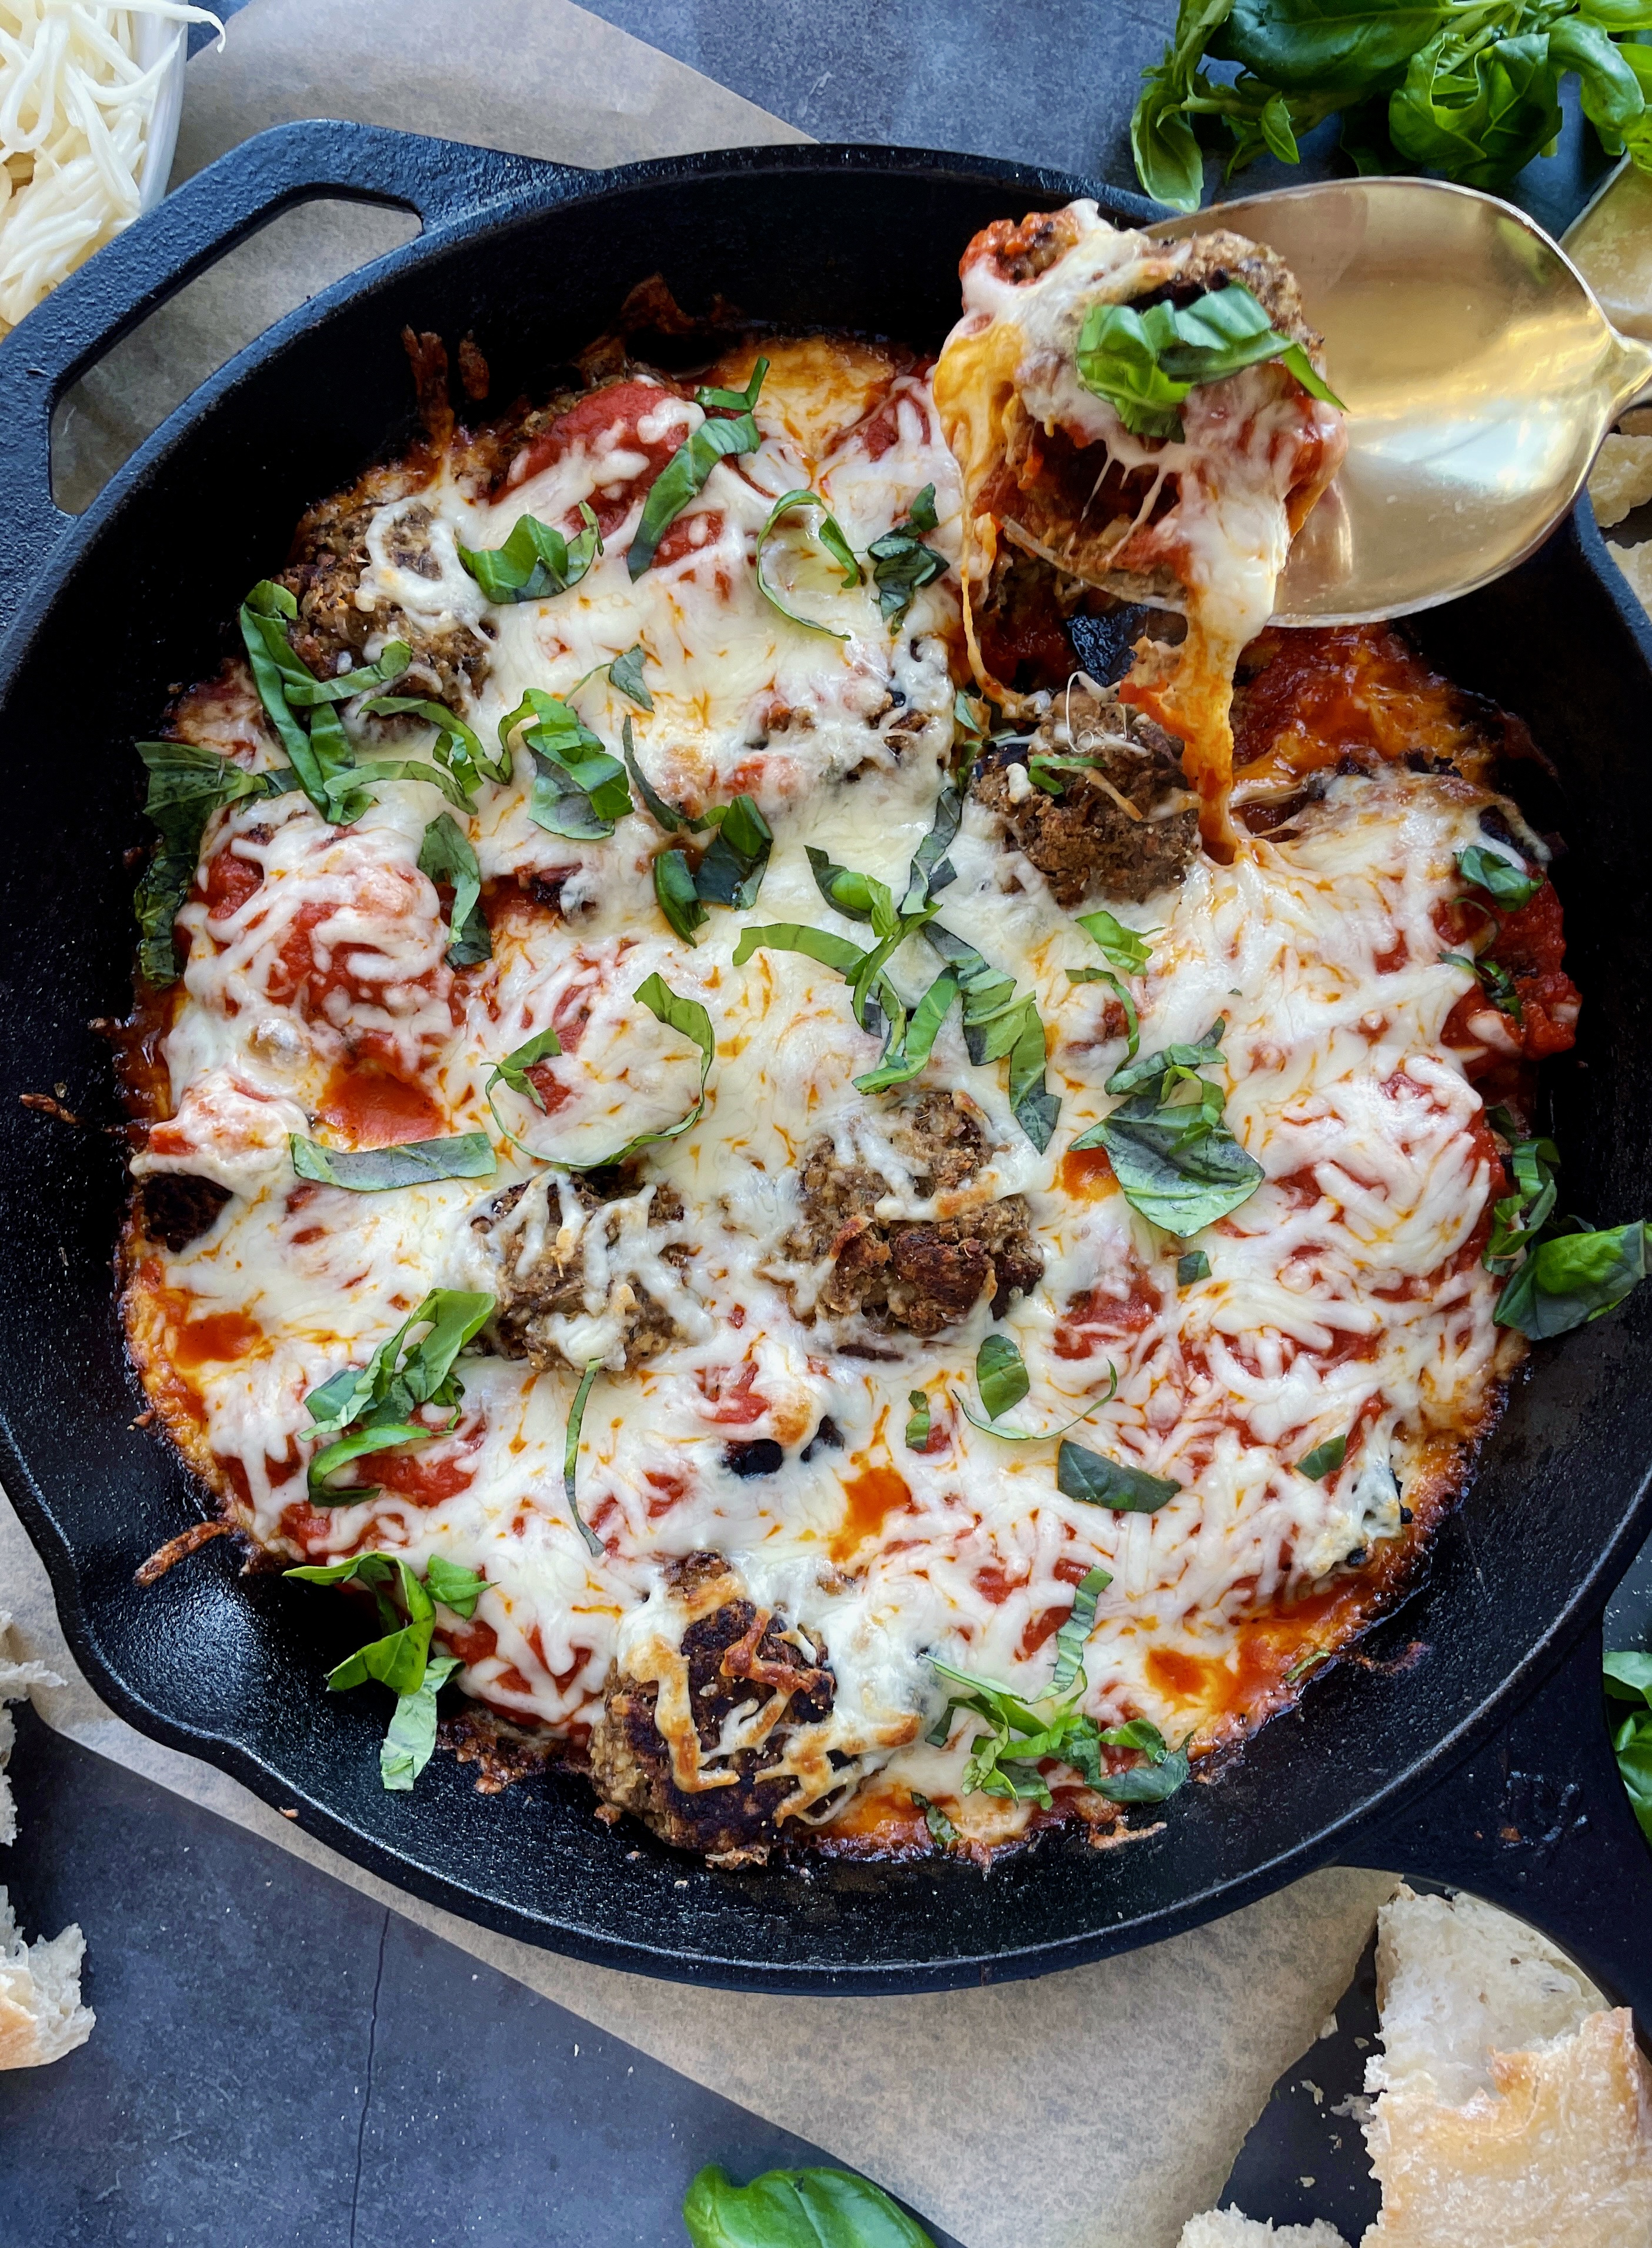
[2,122,1650,2003]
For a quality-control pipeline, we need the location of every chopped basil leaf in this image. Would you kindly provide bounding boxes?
[457,502,602,603]
[1296,1433,1348,1480]
[302,1290,493,1502]
[902,781,963,913]
[910,1791,959,1849]
[653,848,707,943]
[961,1357,1117,1445]
[563,1359,605,1556]
[417,812,491,967]
[559,975,716,1170]
[1606,1650,1652,1845]
[853,968,959,1096]
[905,1389,932,1449]
[734,920,872,982]
[1074,1023,1263,1236]
[1485,1131,1560,1272]
[504,691,632,841]
[1177,1249,1210,1286]
[976,1333,1030,1420]
[1056,1439,1181,1513]
[1076,907,1153,975]
[682,2164,936,2248]
[486,1026,563,1114]
[423,1553,485,1617]
[322,1558,433,1696]
[1092,1720,1191,1803]
[380,1650,460,1790]
[1284,1645,1331,1686]
[1496,1220,1651,1339]
[1067,965,1140,1061]
[923,922,1059,1150]
[289,1132,496,1192]
[629,360,767,581]
[756,488,863,639]
[607,643,653,712]
[621,716,702,834]
[282,639,411,705]
[927,1654,1189,1811]
[693,793,773,909]
[1050,1565,1111,1695]
[132,741,289,985]
[807,846,900,933]
[1457,842,1542,909]
[363,695,506,795]
[867,483,947,627]
[1076,283,1343,444]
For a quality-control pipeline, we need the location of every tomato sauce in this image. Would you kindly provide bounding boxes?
[315,1060,444,1147]
[830,1465,912,1560]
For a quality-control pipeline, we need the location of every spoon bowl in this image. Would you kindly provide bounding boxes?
[1155,176,1652,626]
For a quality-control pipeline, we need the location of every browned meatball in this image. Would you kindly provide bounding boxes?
[472,1168,695,1372]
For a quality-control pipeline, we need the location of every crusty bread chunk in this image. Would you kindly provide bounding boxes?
[0,1610,61,1849]
[1361,1886,1652,2248]
[1179,2212,1351,2246]
[0,1886,93,2069]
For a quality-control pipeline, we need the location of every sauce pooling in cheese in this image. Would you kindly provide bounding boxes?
[122,292,1555,1860]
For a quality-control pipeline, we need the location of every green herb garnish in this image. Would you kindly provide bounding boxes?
[1067,907,1152,1060]
[629,361,767,580]
[606,643,653,711]
[928,1657,1189,1809]
[1070,1020,1263,1237]
[563,1358,605,1557]
[1050,1565,1112,1695]
[1076,282,1341,443]
[756,487,863,638]
[1496,1221,1651,1340]
[416,812,491,968]
[132,741,291,985]
[1177,1249,1211,1286]
[457,502,601,603]
[501,690,632,842]
[683,2165,935,2248]
[1457,841,1543,909]
[289,1133,496,1193]
[302,1290,493,1502]
[866,483,946,627]
[1056,1439,1182,1513]
[1296,1432,1348,1481]
[910,1791,959,1849]
[1605,1649,1652,1843]
[924,922,1059,1151]
[905,1390,932,1450]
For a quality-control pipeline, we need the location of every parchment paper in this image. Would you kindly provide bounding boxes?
[2,6,1399,2242]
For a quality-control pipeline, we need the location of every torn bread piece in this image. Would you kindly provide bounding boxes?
[1361,1885,1652,2248]
[0,1888,94,2069]
[1590,433,1652,528]
[1178,2214,1351,2246]
[933,202,1345,849]
[0,1612,60,1849]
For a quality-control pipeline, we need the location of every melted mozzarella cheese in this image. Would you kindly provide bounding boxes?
[129,343,1517,1849]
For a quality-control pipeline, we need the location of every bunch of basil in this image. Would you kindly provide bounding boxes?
[1133,0,1652,214]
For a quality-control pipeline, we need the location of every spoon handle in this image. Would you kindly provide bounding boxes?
[1566,159,1652,352]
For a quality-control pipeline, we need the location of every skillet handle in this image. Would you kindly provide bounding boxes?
[0,119,585,642]
[1343,1620,1652,2033]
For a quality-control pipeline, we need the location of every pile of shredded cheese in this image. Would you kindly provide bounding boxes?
[0,0,220,333]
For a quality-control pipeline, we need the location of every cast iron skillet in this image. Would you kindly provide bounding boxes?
[3,122,1651,2002]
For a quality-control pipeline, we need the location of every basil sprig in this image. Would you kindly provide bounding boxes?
[417,812,491,967]
[1056,1439,1182,1513]
[629,359,768,580]
[1129,0,1652,212]
[502,690,633,841]
[457,501,601,603]
[928,1657,1189,1809]
[563,1359,605,1557]
[1481,1117,1652,1339]
[756,487,863,639]
[132,741,289,985]
[683,2165,935,2248]
[867,483,947,627]
[283,1549,485,1790]
[1067,906,1152,1061]
[290,1133,496,1193]
[1605,1649,1652,1844]
[1076,283,1343,444]
[1071,1019,1263,1237]
[1457,841,1543,910]
[239,581,469,825]
[302,1290,493,1502]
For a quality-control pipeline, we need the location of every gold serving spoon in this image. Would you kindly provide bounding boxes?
[1153,172,1652,626]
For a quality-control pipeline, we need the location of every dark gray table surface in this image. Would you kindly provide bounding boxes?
[11,4,1652,2244]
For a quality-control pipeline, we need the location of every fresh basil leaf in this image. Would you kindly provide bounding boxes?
[486,1026,563,1116]
[326,1558,433,1697]
[555,974,716,1171]
[303,1290,493,1501]
[1495,1221,1650,1340]
[423,1554,485,1617]
[924,923,1059,1150]
[654,848,708,943]
[756,488,863,639]
[458,502,602,603]
[807,847,899,934]
[1067,965,1141,1061]
[853,968,959,1095]
[961,1360,1117,1445]
[1132,62,1209,212]
[1213,0,1449,95]
[132,741,289,984]
[563,1359,605,1557]
[629,362,767,581]
[1105,1021,1226,1099]
[1296,1432,1348,1480]
[1551,14,1646,138]
[1076,908,1153,974]
[365,695,506,795]
[1456,842,1542,909]
[1604,1649,1652,1703]
[903,781,963,913]
[417,812,491,967]
[1056,1439,1182,1513]
[694,794,773,909]
[621,716,703,835]
[1050,1565,1111,1695]
[381,1650,461,1790]
[1076,282,1342,443]
[867,484,947,627]
[607,643,653,711]
[1485,1131,1559,1273]
[976,1334,1030,1421]
[1076,1024,1261,1236]
[1094,1729,1191,1804]
[905,1390,932,1450]
[504,691,632,841]
[734,921,873,981]
[1177,1249,1210,1286]
[289,1132,495,1192]
[281,639,412,706]
[1390,25,1562,188]
[910,1791,959,1849]
[682,2163,936,2248]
